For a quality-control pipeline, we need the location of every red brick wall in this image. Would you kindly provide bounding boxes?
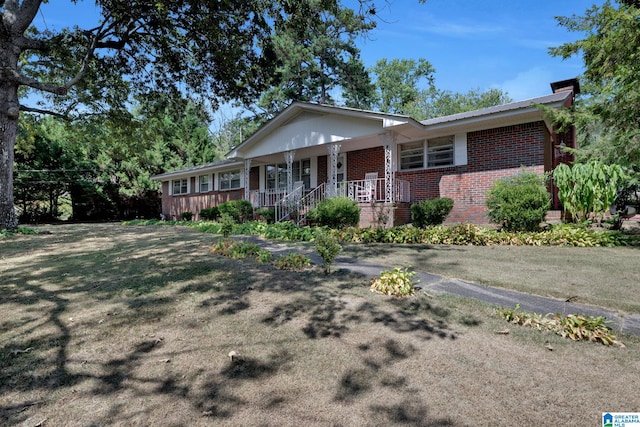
[397,121,549,223]
[348,147,385,179]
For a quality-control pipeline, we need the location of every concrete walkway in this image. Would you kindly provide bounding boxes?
[237,236,640,338]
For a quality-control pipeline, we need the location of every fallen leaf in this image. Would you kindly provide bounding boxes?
[494,329,510,335]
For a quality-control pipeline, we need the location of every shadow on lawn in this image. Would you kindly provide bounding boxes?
[0,225,220,424]
[0,224,468,426]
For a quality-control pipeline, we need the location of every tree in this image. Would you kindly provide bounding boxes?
[254,0,376,117]
[0,0,417,229]
[549,0,640,170]
[370,58,436,115]
[370,58,511,120]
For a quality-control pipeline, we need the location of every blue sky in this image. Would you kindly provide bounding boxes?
[36,1,600,103]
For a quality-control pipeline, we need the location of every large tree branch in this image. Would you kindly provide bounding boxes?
[13,0,42,33]
[14,34,47,51]
[19,104,69,119]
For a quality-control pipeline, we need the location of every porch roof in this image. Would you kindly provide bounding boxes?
[226,101,424,160]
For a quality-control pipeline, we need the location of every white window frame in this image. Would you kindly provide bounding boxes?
[218,169,241,191]
[198,174,212,193]
[171,178,189,196]
[399,136,456,171]
[265,158,311,190]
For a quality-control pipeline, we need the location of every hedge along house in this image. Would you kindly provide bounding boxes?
[151,79,579,226]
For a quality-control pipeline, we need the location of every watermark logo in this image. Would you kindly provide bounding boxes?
[603,413,640,427]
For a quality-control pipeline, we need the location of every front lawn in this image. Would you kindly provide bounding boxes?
[1,223,637,426]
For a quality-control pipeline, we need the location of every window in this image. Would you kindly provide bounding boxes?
[399,136,455,170]
[219,170,241,190]
[172,179,188,195]
[427,136,454,167]
[198,175,211,192]
[400,141,424,170]
[265,159,311,190]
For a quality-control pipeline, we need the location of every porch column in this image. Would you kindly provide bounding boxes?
[284,150,295,193]
[327,143,341,197]
[244,159,252,201]
[381,132,396,203]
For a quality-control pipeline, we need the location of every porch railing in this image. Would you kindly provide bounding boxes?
[334,178,410,203]
[275,183,326,224]
[248,179,410,224]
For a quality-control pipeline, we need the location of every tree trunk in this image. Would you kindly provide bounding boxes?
[0,35,20,230]
[0,94,19,230]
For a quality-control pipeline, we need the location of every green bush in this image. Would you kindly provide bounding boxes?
[411,197,454,227]
[180,211,193,221]
[256,207,275,224]
[307,197,360,229]
[486,172,551,232]
[220,213,235,238]
[199,206,219,221]
[315,231,342,274]
[218,200,254,223]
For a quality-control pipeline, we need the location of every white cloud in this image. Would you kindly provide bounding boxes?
[493,67,554,101]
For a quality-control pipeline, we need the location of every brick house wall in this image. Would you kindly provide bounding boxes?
[395,121,549,224]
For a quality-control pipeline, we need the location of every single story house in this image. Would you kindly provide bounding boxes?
[151,79,579,227]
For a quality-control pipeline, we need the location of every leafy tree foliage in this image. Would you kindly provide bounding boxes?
[254,0,376,117]
[549,1,640,171]
[369,58,511,120]
[1,0,391,230]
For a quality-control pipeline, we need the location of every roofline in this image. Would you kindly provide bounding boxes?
[419,91,572,128]
[226,101,424,159]
[150,160,244,181]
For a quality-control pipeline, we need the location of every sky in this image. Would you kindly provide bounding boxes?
[35,0,602,104]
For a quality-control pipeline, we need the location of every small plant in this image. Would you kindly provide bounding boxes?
[307,197,360,228]
[315,231,342,274]
[219,213,235,238]
[486,171,551,231]
[200,206,219,221]
[180,211,194,221]
[370,267,417,298]
[411,197,454,227]
[274,252,311,270]
[497,304,624,346]
[256,249,273,264]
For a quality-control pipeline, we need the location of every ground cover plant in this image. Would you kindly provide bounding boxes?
[1,223,638,426]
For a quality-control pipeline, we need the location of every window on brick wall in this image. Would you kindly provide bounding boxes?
[171,179,189,195]
[399,136,454,170]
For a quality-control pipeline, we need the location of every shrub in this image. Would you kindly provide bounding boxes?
[411,197,454,227]
[200,206,219,221]
[220,213,235,238]
[370,267,417,297]
[274,252,311,270]
[486,172,551,232]
[180,211,193,221]
[218,200,254,223]
[307,197,359,228]
[315,231,342,274]
[256,207,275,224]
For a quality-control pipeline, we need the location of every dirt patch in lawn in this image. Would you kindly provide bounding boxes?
[1,223,638,426]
